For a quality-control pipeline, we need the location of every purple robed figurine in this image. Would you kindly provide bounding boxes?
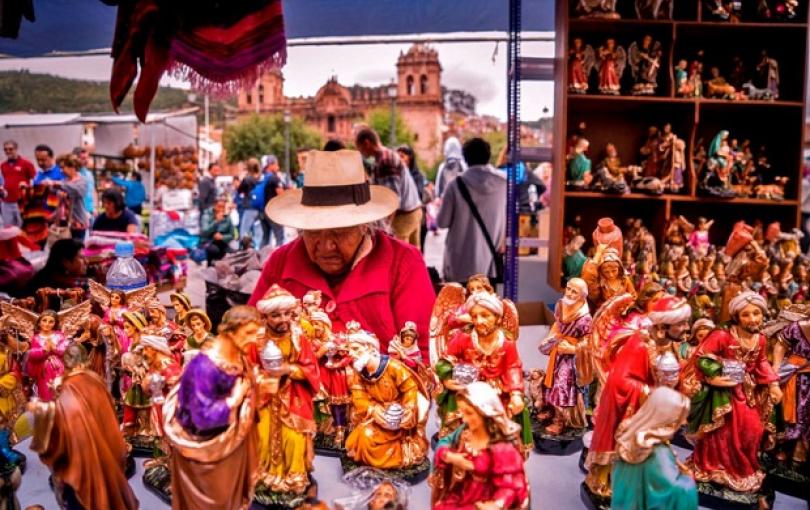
[537,278,592,436]
[773,320,810,464]
[176,354,239,434]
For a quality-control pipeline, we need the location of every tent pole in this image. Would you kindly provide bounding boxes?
[504,0,521,301]
[149,126,156,240]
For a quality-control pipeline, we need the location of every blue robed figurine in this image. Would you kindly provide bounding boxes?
[611,387,698,510]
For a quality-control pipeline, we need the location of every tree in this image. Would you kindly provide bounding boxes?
[365,108,416,148]
[223,114,322,173]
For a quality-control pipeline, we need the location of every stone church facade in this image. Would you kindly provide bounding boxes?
[236,44,454,166]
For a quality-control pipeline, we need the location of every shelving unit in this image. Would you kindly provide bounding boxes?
[548,0,809,290]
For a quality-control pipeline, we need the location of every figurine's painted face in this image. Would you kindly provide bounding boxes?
[111,293,122,307]
[264,307,295,336]
[123,320,137,338]
[665,320,690,342]
[605,144,617,158]
[39,315,56,333]
[190,316,206,335]
[400,333,416,348]
[736,304,764,334]
[347,341,375,372]
[643,35,652,47]
[467,278,491,295]
[606,38,615,50]
[694,327,711,343]
[171,299,185,316]
[368,482,398,510]
[99,324,114,340]
[564,282,583,302]
[311,320,326,338]
[458,398,485,432]
[231,321,261,353]
[301,226,367,276]
[148,307,165,325]
[573,38,583,49]
[469,305,500,337]
[600,261,621,281]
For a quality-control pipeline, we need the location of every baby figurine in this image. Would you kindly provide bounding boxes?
[527,368,546,417]
[388,322,422,370]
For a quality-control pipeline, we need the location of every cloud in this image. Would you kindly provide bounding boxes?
[443,67,498,103]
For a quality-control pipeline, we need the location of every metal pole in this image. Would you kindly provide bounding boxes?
[389,97,396,147]
[504,0,521,301]
[149,127,156,241]
[284,118,291,174]
[204,94,210,167]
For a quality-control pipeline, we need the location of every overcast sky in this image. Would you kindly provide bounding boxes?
[0,39,555,121]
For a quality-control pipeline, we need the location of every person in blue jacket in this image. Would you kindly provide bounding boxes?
[112,172,146,215]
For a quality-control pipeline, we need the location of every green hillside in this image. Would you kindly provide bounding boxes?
[0,70,190,114]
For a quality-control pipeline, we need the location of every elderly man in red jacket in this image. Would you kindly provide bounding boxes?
[249,149,435,361]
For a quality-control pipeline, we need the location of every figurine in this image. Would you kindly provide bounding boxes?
[700,130,736,198]
[334,478,409,510]
[435,292,532,452]
[388,321,423,370]
[563,235,588,284]
[76,315,108,379]
[719,222,770,323]
[705,0,741,20]
[635,0,674,18]
[755,50,780,100]
[182,308,213,362]
[706,66,737,99]
[687,217,714,258]
[430,382,530,510]
[575,0,620,18]
[682,292,782,498]
[611,387,698,509]
[0,325,24,435]
[163,305,264,509]
[28,344,139,510]
[0,301,91,401]
[628,35,663,95]
[567,138,592,189]
[592,143,635,194]
[674,60,694,97]
[585,294,691,497]
[596,38,626,95]
[89,280,156,345]
[581,245,637,308]
[145,299,177,338]
[661,137,686,193]
[592,217,624,255]
[343,328,430,472]
[537,278,591,436]
[120,311,152,436]
[139,334,181,467]
[569,38,595,94]
[255,285,320,495]
[682,318,716,360]
[310,311,351,448]
[168,291,192,326]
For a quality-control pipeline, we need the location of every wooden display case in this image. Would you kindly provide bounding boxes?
[548,1,809,290]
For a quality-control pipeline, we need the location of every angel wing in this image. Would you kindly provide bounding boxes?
[57,300,92,338]
[590,293,637,385]
[125,283,156,312]
[628,41,641,79]
[429,283,466,366]
[615,46,628,79]
[0,302,38,340]
[88,279,112,308]
[582,45,596,77]
[502,298,520,341]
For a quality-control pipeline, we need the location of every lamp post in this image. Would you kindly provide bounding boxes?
[387,81,398,147]
[283,110,291,175]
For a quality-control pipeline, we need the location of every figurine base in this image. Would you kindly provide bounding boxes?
[143,464,172,504]
[339,454,431,484]
[252,478,314,510]
[696,481,774,510]
[125,454,136,480]
[532,422,586,456]
[126,435,159,457]
[314,431,346,458]
[579,446,589,474]
[760,453,810,502]
[579,481,611,510]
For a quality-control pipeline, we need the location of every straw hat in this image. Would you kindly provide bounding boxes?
[185,308,212,331]
[265,150,399,230]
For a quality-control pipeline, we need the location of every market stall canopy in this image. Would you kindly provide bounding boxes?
[0,0,554,58]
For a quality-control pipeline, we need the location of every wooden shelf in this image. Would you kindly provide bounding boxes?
[697,98,805,108]
[568,94,804,108]
[676,20,808,28]
[565,190,798,206]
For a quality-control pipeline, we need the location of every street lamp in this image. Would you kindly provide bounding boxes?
[283,110,292,175]
[387,81,398,147]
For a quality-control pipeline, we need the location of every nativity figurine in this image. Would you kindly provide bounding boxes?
[182,308,213,363]
[592,143,636,194]
[596,38,626,95]
[567,138,592,189]
[569,38,595,94]
[628,35,663,95]
[575,0,620,18]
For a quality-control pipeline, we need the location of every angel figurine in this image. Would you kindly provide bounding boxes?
[596,38,626,95]
[0,301,90,401]
[88,280,156,345]
[569,38,595,94]
[575,0,621,18]
[628,35,663,95]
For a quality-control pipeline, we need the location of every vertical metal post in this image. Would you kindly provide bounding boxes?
[284,116,291,174]
[204,94,210,168]
[504,0,522,301]
[389,98,397,147]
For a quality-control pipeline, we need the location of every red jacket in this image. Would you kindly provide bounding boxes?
[249,232,435,360]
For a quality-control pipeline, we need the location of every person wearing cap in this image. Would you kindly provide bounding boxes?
[248,150,435,362]
[355,128,422,248]
[683,291,781,495]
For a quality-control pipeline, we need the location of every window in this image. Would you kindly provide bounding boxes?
[327,115,336,133]
[420,75,428,94]
[414,133,419,142]
[258,84,264,104]
[246,93,252,104]
[406,76,415,96]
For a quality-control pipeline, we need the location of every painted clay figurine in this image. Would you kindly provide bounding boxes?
[430,382,530,510]
[592,143,636,194]
[636,0,674,18]
[581,245,637,308]
[596,38,627,95]
[168,291,192,326]
[569,38,595,94]
[182,308,214,363]
[567,138,592,189]
[310,311,351,448]
[575,0,620,18]
[628,35,663,95]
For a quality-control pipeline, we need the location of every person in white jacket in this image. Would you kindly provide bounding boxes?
[434,136,467,199]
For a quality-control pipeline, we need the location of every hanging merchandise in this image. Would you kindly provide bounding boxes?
[107,0,286,121]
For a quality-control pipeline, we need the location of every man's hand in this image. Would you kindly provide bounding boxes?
[769,382,783,404]
[443,378,465,392]
[707,375,739,388]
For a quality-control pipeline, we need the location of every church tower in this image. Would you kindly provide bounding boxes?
[238,69,285,112]
[396,44,444,166]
